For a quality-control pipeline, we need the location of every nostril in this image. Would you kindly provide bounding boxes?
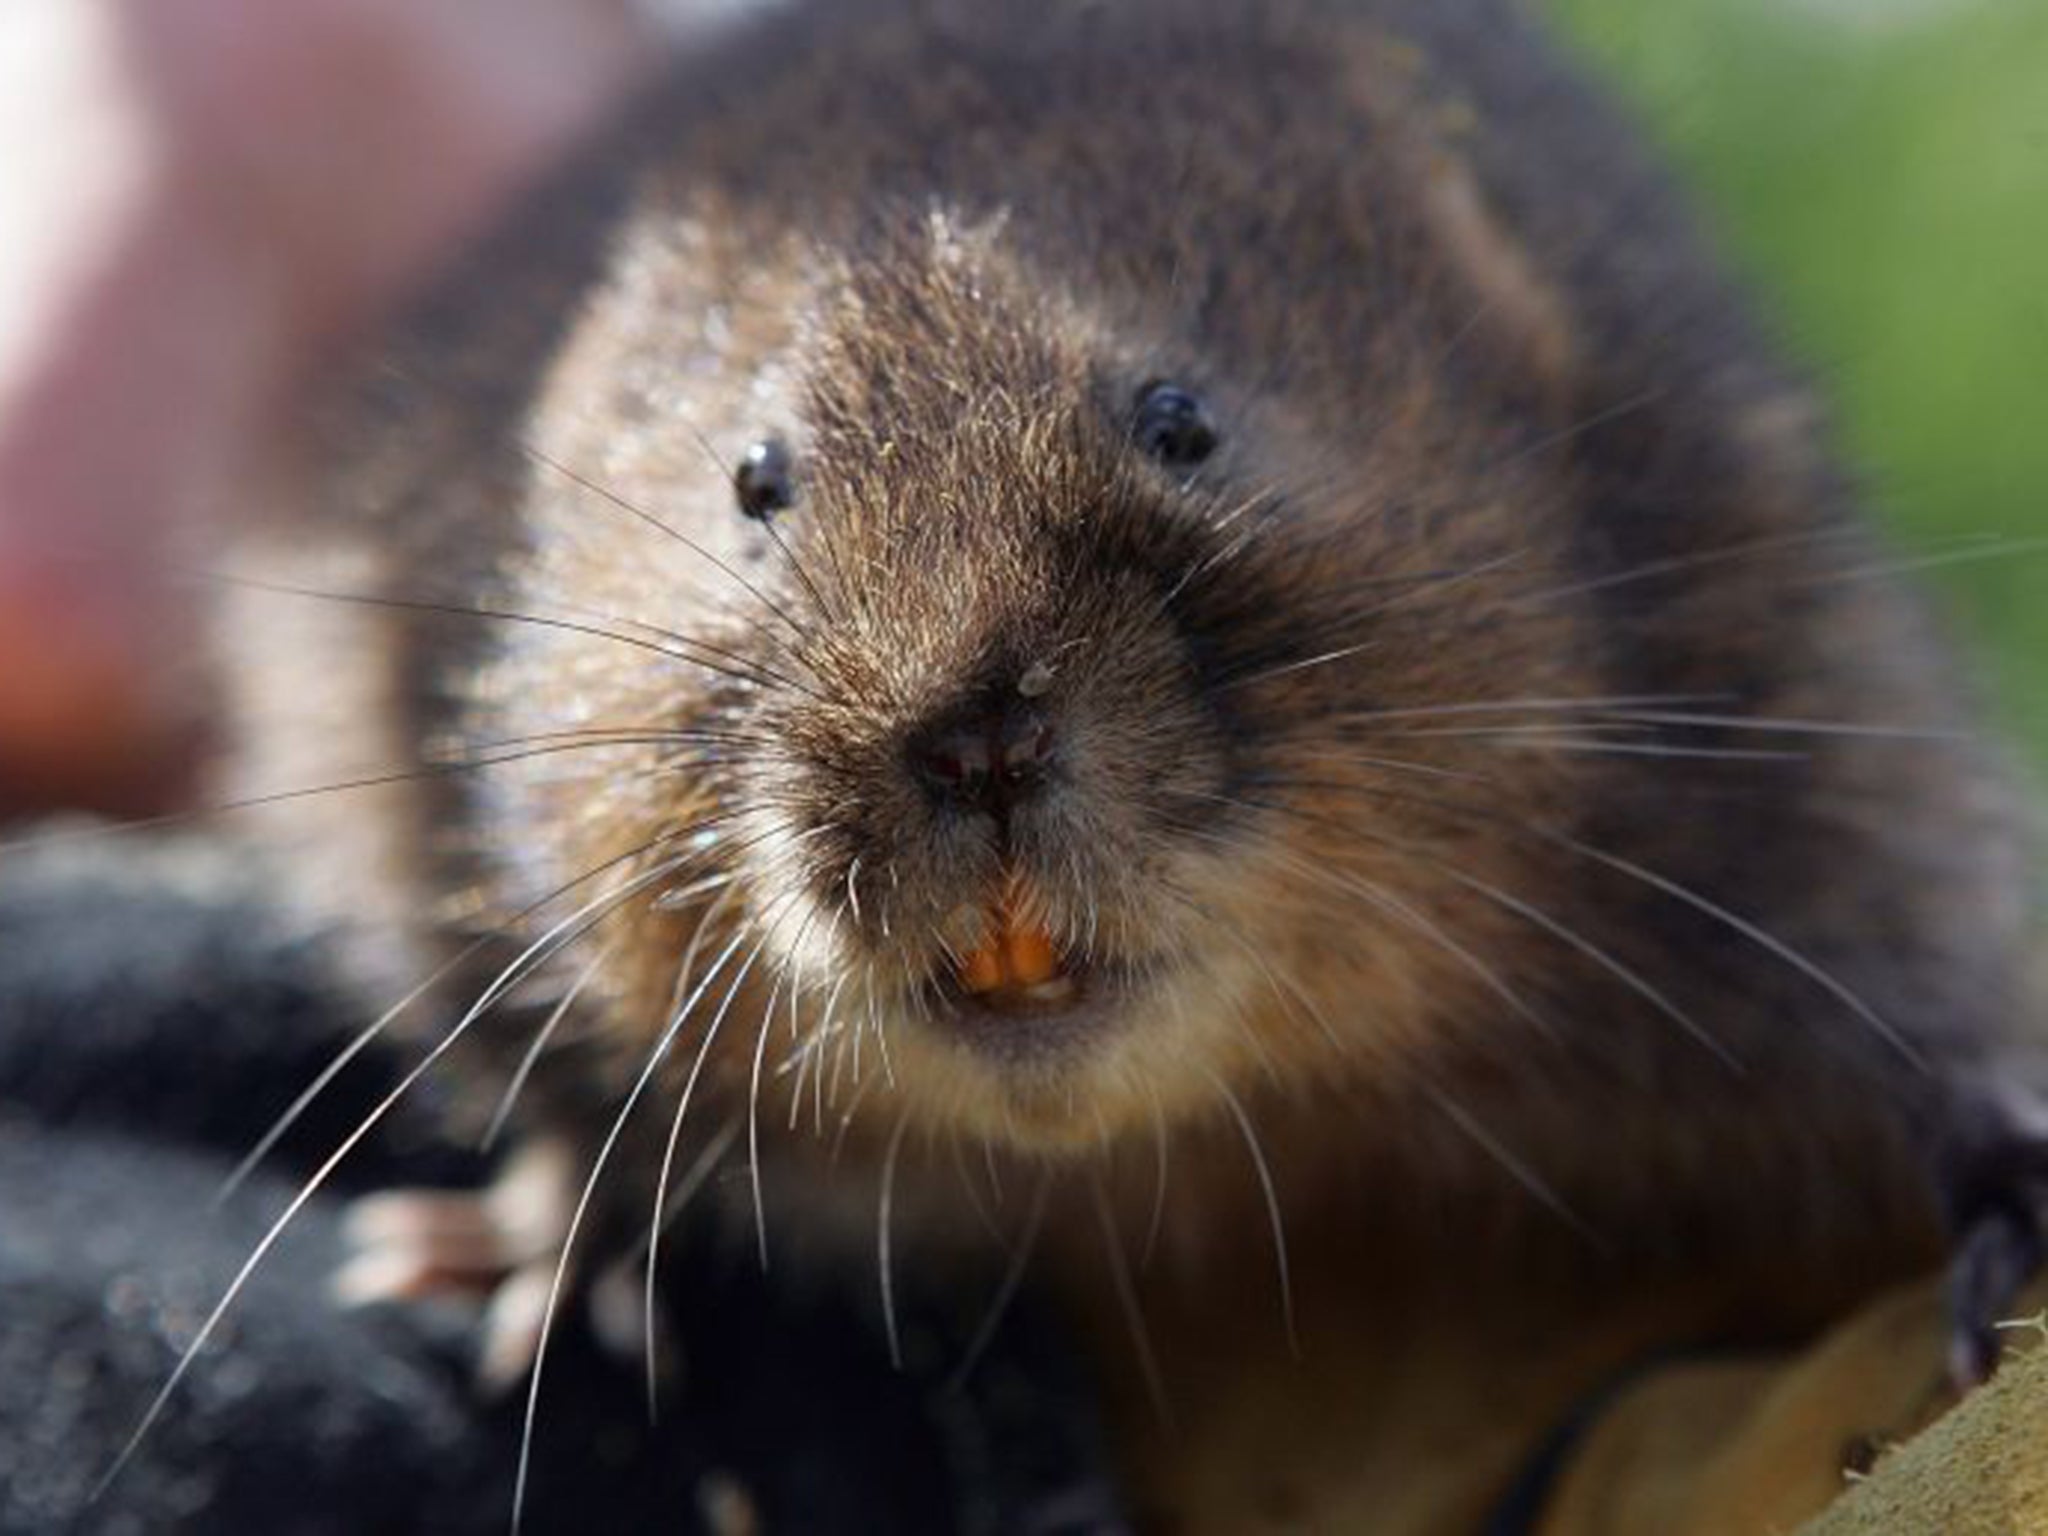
[1000,715,1055,775]
[916,732,993,795]
[909,703,1057,811]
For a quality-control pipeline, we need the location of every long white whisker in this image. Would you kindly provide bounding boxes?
[1326,693,1727,729]
[1597,709,1964,743]
[482,940,619,1152]
[1144,1090,1172,1272]
[747,905,824,1270]
[1505,528,1858,608]
[637,1115,741,1424]
[1091,1176,1172,1431]
[1207,1075,1298,1358]
[878,1111,913,1370]
[947,1171,1053,1392]
[1421,1084,1606,1249]
[518,441,814,645]
[1395,731,1801,763]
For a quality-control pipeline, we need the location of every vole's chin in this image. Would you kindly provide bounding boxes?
[878,962,1209,1154]
[921,957,1133,1064]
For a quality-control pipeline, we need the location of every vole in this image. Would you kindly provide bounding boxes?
[194,0,2048,1528]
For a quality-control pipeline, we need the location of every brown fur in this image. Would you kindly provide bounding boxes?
[238,0,2041,1527]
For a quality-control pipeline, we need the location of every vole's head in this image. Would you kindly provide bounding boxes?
[485,192,1599,1157]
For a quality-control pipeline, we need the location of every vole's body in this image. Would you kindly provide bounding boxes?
[236,0,2045,1526]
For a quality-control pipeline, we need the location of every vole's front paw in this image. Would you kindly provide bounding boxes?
[1943,1133,2048,1387]
[334,1138,670,1392]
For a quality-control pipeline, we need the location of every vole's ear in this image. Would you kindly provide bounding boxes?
[1338,30,1581,419]
[1408,141,1579,408]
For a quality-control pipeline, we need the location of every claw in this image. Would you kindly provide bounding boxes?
[334,1188,515,1307]
[586,1254,682,1390]
[477,1261,558,1396]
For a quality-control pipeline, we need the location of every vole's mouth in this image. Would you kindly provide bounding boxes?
[916,880,1132,1058]
[924,964,1120,1061]
[955,903,1077,1010]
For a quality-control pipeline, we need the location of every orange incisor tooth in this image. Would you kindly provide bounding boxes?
[1003,923,1061,987]
[961,939,1007,994]
[958,880,1062,994]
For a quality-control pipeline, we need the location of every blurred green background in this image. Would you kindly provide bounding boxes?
[1550,0,2048,760]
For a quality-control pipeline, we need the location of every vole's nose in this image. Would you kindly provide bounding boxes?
[910,700,1057,819]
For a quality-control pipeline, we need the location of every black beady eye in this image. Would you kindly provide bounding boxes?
[734,438,796,521]
[1131,381,1218,468]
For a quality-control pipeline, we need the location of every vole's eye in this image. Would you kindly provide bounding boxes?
[1131,381,1218,468]
[734,438,797,521]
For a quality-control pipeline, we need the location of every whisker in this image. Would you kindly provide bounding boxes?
[982,1139,1004,1208]
[1143,1092,1172,1272]
[1503,528,1863,608]
[759,503,849,638]
[798,974,852,1134]
[870,989,900,1090]
[634,1111,746,1415]
[1216,639,1379,693]
[217,969,453,1207]
[1397,733,1803,763]
[1380,722,1667,738]
[1208,1075,1298,1358]
[878,1111,913,1371]
[747,904,824,1270]
[1801,533,2048,587]
[186,567,810,698]
[518,442,812,645]
[482,939,620,1153]
[945,1133,1007,1246]
[1278,747,1486,784]
[448,723,789,756]
[831,1074,876,1164]
[1214,557,1537,693]
[1593,709,1964,743]
[1091,1176,1172,1432]
[1199,914,1345,1061]
[361,362,796,655]
[671,413,853,652]
[1,749,741,858]
[1161,487,1281,607]
[1322,693,1728,730]
[1488,384,1665,472]
[645,1115,742,1258]
[946,1170,1053,1393]
[25,755,749,912]
[1421,1084,1605,1249]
